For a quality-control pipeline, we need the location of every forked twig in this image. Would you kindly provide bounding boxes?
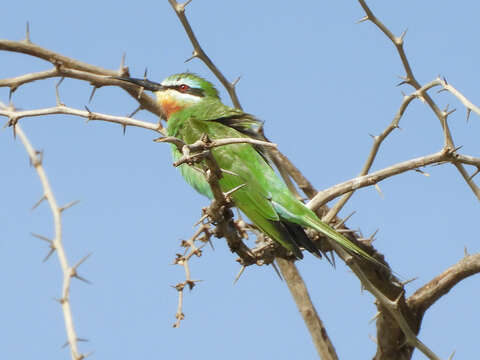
[356,0,480,201]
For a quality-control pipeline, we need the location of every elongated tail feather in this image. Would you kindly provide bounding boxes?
[303,215,384,266]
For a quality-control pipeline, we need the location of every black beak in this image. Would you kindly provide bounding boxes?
[112,76,165,92]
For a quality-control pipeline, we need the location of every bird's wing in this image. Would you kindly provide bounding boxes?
[191,100,271,163]
[171,102,307,257]
[212,140,304,258]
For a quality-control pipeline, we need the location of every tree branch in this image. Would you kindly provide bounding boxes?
[320,79,442,221]
[326,241,441,360]
[408,253,480,317]
[167,0,242,110]
[0,39,116,75]
[357,0,480,201]
[439,77,480,118]
[0,102,163,133]
[15,124,89,360]
[276,258,339,360]
[355,1,480,358]
[172,224,209,328]
[309,147,480,210]
[0,39,164,119]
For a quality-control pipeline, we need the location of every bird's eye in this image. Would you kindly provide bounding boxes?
[178,84,190,92]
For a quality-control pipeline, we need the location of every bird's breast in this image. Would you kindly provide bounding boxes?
[158,92,183,119]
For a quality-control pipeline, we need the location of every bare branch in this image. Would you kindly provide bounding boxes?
[440,78,480,117]
[156,135,277,151]
[15,125,87,360]
[276,258,339,360]
[354,2,480,358]
[329,241,442,360]
[0,40,116,75]
[356,0,480,200]
[0,68,59,93]
[452,162,480,199]
[308,148,455,209]
[320,79,442,220]
[0,103,163,134]
[167,0,242,109]
[408,253,480,317]
[0,40,164,119]
[268,147,319,199]
[172,225,208,328]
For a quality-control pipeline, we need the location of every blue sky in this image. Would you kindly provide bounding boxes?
[1,1,479,359]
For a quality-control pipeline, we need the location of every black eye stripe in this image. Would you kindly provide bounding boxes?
[165,85,205,97]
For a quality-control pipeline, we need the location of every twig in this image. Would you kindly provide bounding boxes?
[276,258,339,360]
[15,124,87,360]
[438,77,480,118]
[173,135,259,265]
[407,253,480,316]
[308,148,475,209]
[320,79,442,221]
[156,135,277,152]
[354,1,480,358]
[172,225,208,328]
[0,39,164,119]
[268,148,319,199]
[329,241,441,360]
[357,0,480,201]
[167,0,242,109]
[356,262,441,360]
[0,40,115,75]
[0,103,164,134]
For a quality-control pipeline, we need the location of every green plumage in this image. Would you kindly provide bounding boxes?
[161,75,378,263]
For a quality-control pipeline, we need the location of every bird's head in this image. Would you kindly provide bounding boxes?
[116,73,219,120]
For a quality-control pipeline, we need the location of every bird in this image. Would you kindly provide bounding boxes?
[116,72,380,264]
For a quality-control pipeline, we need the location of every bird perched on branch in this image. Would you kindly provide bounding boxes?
[117,73,380,264]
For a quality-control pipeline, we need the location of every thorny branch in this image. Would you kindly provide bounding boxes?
[172,224,210,328]
[0,102,163,133]
[408,253,480,317]
[276,258,339,360]
[168,0,242,110]
[155,135,277,155]
[14,125,89,360]
[169,1,480,360]
[309,79,440,214]
[357,0,480,201]
[168,135,296,327]
[309,147,480,209]
[0,39,164,121]
[173,134,265,266]
[351,2,480,359]
[2,1,480,359]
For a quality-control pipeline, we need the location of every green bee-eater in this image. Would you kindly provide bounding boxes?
[117,73,378,263]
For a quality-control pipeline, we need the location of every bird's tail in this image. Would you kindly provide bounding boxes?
[304,215,386,268]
